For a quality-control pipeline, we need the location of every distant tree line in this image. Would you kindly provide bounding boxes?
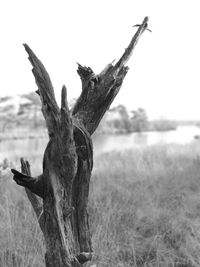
[0,95,178,134]
[96,105,177,134]
[111,105,149,133]
[0,92,45,132]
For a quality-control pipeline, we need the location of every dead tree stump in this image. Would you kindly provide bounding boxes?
[11,17,149,267]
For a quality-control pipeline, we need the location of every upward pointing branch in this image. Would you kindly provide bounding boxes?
[20,158,44,233]
[60,85,74,143]
[114,16,149,70]
[23,44,60,137]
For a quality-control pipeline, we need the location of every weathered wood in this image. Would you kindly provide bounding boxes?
[23,43,60,138]
[20,158,44,232]
[11,16,149,266]
[72,16,149,135]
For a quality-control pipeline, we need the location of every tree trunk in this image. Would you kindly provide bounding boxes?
[11,17,149,266]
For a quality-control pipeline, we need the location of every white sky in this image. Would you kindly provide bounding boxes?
[0,0,200,120]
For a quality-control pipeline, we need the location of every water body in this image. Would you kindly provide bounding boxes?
[0,126,200,162]
[94,125,200,155]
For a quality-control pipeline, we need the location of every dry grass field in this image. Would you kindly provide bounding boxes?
[1,142,200,266]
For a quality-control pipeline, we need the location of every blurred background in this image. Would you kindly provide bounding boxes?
[0,0,200,162]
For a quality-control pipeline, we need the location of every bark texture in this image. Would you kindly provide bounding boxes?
[11,17,149,266]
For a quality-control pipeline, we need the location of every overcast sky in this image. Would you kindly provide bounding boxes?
[0,0,200,120]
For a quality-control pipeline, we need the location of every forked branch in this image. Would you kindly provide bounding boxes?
[72,16,150,134]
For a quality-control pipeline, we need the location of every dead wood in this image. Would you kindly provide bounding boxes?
[11,16,149,266]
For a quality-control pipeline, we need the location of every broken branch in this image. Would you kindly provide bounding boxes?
[72,17,149,135]
[115,16,149,70]
[23,44,60,137]
[20,158,44,232]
